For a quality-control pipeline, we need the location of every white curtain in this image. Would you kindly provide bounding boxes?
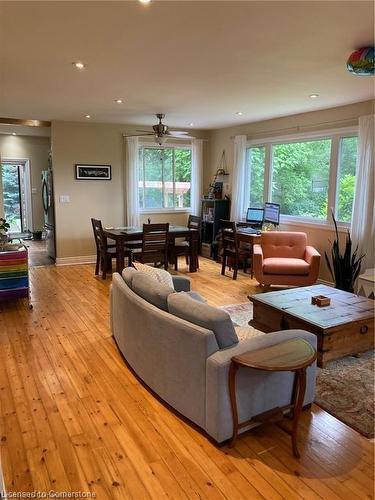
[191,139,203,216]
[125,136,141,227]
[230,135,247,221]
[351,114,375,271]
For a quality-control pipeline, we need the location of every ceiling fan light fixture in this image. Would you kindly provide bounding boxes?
[155,135,166,145]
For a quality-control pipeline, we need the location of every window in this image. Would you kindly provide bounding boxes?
[138,146,191,211]
[272,139,331,219]
[246,129,358,225]
[246,146,265,208]
[336,137,358,223]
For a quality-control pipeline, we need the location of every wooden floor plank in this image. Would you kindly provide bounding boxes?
[0,258,373,499]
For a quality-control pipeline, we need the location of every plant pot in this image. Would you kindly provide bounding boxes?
[32,231,43,241]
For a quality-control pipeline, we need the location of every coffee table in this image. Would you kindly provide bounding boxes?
[249,285,374,367]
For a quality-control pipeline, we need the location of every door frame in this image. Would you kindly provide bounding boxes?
[1,158,33,232]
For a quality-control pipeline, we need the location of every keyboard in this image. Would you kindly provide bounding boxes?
[238,227,261,235]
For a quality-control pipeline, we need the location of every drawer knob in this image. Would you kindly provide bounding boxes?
[360,325,369,334]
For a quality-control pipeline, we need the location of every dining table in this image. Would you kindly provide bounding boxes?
[103,225,200,274]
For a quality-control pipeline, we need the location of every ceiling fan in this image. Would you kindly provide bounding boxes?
[126,114,195,145]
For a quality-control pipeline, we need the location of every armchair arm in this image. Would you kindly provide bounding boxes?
[305,246,321,282]
[253,244,264,281]
[205,329,317,442]
[172,275,191,292]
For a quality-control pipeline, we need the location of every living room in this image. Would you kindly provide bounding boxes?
[0,1,374,499]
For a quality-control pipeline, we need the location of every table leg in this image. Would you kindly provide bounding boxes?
[228,362,239,447]
[291,368,307,459]
[189,231,198,272]
[116,237,125,274]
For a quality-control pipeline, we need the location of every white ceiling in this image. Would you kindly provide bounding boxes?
[0,1,374,130]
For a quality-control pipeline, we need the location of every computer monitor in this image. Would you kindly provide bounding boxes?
[246,207,264,225]
[264,202,280,225]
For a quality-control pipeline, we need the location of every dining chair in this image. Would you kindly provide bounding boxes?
[134,223,170,270]
[91,218,133,279]
[171,215,201,271]
[220,220,252,280]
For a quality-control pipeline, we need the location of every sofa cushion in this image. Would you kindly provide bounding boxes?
[133,262,174,289]
[132,272,175,311]
[167,293,238,349]
[186,291,207,303]
[122,266,138,288]
[263,257,310,275]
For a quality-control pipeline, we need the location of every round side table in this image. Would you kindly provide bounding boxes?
[228,337,317,458]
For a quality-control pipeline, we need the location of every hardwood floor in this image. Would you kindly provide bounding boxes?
[0,258,373,499]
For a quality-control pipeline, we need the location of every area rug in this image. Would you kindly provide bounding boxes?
[221,302,375,439]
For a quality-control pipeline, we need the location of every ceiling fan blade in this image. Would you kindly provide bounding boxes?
[125,133,154,137]
[136,129,153,133]
[167,130,189,135]
[168,134,195,140]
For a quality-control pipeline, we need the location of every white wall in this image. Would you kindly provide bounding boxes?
[51,120,208,260]
[207,100,375,281]
[0,134,50,229]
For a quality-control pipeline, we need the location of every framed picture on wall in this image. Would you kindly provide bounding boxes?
[75,164,112,180]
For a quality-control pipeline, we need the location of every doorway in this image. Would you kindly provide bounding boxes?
[1,159,32,234]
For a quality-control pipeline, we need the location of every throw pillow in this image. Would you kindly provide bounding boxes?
[167,293,238,349]
[133,262,174,289]
[132,272,175,311]
[122,266,138,288]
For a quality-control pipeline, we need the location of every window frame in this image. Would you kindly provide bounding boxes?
[138,142,192,213]
[246,126,358,229]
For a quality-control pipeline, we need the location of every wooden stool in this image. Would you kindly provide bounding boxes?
[228,338,317,458]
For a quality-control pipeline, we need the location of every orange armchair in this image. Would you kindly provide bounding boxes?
[253,231,320,286]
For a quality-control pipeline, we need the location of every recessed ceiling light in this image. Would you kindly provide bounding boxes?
[139,0,151,3]
[309,93,319,99]
[73,62,85,70]
[236,111,243,116]
[84,114,91,119]
[12,132,16,136]
[114,99,123,104]
[189,122,194,127]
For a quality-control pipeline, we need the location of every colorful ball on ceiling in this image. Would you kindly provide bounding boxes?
[347,47,374,76]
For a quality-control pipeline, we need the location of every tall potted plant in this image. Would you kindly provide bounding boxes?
[325,212,364,292]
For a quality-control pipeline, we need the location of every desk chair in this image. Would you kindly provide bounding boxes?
[220,220,252,280]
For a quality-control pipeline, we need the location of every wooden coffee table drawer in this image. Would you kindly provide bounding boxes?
[320,319,374,365]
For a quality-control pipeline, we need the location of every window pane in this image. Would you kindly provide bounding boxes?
[2,164,22,232]
[175,149,192,208]
[138,148,144,209]
[272,139,331,219]
[144,148,163,208]
[247,147,265,208]
[336,137,358,223]
[163,149,174,208]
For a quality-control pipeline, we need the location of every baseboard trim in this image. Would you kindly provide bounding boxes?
[317,278,334,286]
[55,255,96,266]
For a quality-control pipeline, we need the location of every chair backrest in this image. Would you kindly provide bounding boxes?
[188,215,201,231]
[142,223,170,259]
[220,220,238,253]
[91,218,107,253]
[261,231,307,259]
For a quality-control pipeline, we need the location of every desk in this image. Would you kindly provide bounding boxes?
[104,226,199,274]
[236,230,261,278]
